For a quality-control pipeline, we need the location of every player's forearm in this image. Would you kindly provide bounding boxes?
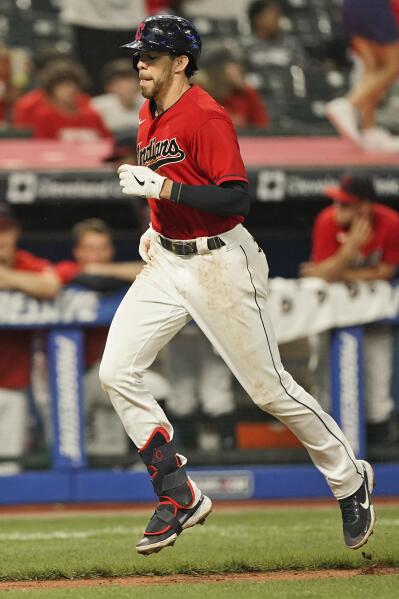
[341,263,396,282]
[0,270,61,298]
[309,245,358,282]
[161,180,250,216]
[84,261,144,281]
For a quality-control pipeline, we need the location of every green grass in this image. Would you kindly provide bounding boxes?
[0,505,398,582]
[2,577,399,599]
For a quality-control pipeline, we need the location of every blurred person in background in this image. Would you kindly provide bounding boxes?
[0,203,60,474]
[61,0,147,94]
[326,0,399,152]
[55,218,170,455]
[246,0,307,68]
[12,50,90,131]
[165,326,236,451]
[201,50,269,128]
[146,0,184,13]
[0,44,16,124]
[91,59,143,135]
[300,173,399,446]
[181,0,249,20]
[32,62,112,141]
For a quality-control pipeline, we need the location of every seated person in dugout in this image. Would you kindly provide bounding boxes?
[54,218,170,456]
[91,59,144,135]
[12,50,90,130]
[199,50,269,129]
[300,172,399,445]
[0,203,60,474]
[30,62,112,141]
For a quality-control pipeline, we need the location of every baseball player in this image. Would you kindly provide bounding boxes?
[301,173,399,443]
[99,15,376,556]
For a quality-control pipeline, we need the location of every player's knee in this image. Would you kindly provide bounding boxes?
[99,358,145,393]
[98,358,118,392]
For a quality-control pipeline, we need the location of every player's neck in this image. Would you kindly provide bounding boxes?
[154,78,191,115]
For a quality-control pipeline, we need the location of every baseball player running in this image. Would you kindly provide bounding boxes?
[99,15,375,556]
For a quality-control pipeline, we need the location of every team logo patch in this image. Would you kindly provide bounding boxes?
[135,22,145,41]
[137,137,185,170]
[153,448,164,461]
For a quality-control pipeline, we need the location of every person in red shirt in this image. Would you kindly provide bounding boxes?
[12,49,90,131]
[56,218,143,368]
[0,203,60,473]
[202,51,269,129]
[32,62,112,141]
[301,173,399,282]
[99,15,375,556]
[301,172,399,447]
[55,219,170,455]
[0,44,15,123]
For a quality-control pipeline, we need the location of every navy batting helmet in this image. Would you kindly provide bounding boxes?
[122,15,201,75]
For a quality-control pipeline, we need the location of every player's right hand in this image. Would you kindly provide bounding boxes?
[347,216,372,249]
[139,228,152,263]
[118,164,166,199]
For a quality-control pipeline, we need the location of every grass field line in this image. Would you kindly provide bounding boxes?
[0,524,248,542]
[2,519,399,542]
[0,526,141,541]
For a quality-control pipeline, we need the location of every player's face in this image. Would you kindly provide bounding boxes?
[334,201,369,227]
[0,226,19,266]
[136,51,176,100]
[254,5,281,39]
[52,80,80,109]
[107,75,140,107]
[73,232,114,267]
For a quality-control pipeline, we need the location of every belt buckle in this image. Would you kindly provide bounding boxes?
[172,241,195,255]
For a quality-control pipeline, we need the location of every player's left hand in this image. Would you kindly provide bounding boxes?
[117,164,166,199]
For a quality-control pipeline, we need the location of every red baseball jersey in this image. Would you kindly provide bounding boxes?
[136,84,248,239]
[13,90,90,129]
[33,101,112,140]
[311,203,399,268]
[0,250,53,389]
[222,86,269,128]
[55,260,81,285]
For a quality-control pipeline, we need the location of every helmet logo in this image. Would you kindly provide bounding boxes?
[135,22,145,41]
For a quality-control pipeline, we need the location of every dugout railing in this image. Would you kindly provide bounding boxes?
[0,283,398,504]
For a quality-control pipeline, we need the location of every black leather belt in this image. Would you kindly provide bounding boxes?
[159,235,225,256]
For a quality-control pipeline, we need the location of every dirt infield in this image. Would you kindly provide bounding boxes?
[1,497,398,518]
[0,567,398,591]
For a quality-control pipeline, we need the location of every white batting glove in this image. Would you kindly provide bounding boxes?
[118,164,166,199]
[139,227,152,263]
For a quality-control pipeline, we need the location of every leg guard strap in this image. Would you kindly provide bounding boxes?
[139,431,194,507]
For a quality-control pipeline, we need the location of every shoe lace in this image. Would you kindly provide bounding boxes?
[339,495,358,524]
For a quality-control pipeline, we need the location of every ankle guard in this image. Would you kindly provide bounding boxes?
[139,430,194,508]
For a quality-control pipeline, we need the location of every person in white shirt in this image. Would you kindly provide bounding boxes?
[91,60,143,134]
[61,0,147,94]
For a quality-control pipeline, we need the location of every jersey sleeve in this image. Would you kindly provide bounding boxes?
[16,250,54,273]
[192,117,248,186]
[311,210,339,263]
[381,219,399,265]
[55,261,81,284]
[246,87,270,127]
[33,108,56,139]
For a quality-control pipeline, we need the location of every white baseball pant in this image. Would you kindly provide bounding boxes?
[100,224,365,499]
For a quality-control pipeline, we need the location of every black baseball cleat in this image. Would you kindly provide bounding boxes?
[339,460,376,550]
[136,494,212,556]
